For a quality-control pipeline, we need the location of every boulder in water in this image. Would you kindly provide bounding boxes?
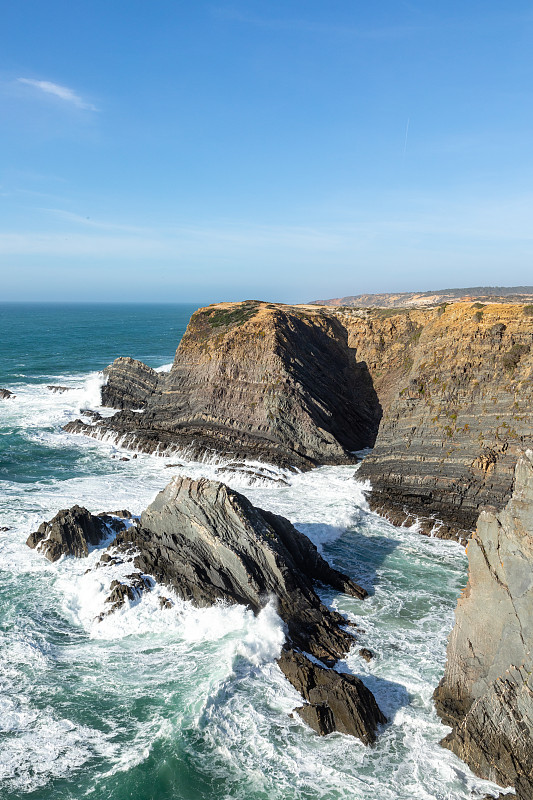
[26,505,121,562]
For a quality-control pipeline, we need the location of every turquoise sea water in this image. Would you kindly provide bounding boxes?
[0,303,508,800]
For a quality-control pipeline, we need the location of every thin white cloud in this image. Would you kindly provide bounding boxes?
[17,78,97,111]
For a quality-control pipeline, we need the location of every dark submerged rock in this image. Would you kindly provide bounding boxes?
[359,648,373,662]
[46,385,73,393]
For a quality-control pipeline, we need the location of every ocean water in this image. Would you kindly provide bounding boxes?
[0,303,510,800]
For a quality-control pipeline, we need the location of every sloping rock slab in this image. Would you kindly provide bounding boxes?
[26,505,121,562]
[114,476,366,662]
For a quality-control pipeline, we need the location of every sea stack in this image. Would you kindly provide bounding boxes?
[27,475,386,743]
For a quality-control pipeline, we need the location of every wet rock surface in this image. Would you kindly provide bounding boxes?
[26,505,121,562]
[46,385,73,393]
[434,452,533,799]
[26,476,385,743]
[0,388,15,399]
[278,648,386,743]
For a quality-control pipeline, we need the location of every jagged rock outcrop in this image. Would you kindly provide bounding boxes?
[278,648,386,742]
[26,505,121,562]
[27,476,385,742]
[47,385,73,393]
[65,301,381,470]
[115,476,367,662]
[101,356,159,409]
[0,388,15,399]
[348,302,533,540]
[434,452,533,799]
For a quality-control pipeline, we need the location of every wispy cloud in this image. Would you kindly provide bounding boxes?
[17,78,97,111]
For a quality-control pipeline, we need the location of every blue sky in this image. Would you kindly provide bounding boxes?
[1,1,532,302]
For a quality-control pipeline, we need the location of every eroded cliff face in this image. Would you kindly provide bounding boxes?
[67,301,381,469]
[433,452,533,799]
[349,302,533,540]
[66,299,532,536]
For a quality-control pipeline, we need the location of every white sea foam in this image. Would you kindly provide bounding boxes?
[0,371,513,799]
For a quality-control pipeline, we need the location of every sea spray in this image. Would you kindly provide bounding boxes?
[0,303,509,800]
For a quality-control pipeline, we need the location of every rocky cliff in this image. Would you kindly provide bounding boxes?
[66,301,381,469]
[349,302,533,541]
[433,452,533,799]
[65,299,532,539]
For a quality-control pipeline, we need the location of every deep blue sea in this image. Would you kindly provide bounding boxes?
[0,303,507,800]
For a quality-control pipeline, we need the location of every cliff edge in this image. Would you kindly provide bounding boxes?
[434,451,533,799]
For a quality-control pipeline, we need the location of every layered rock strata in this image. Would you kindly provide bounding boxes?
[65,301,382,470]
[434,452,533,799]
[65,299,532,538]
[348,302,533,540]
[27,477,385,742]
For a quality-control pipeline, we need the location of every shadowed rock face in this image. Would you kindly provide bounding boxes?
[65,302,382,470]
[434,452,533,799]
[26,505,118,562]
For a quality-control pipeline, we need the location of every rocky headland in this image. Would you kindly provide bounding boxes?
[312,285,533,309]
[65,298,532,542]
[27,476,386,743]
[65,301,382,470]
[433,452,533,799]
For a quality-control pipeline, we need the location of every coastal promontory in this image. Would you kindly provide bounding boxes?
[66,298,533,541]
[66,301,382,469]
